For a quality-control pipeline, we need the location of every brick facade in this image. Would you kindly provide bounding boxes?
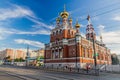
[44,7,111,68]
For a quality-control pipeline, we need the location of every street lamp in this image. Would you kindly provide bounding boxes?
[44,44,47,68]
[92,31,97,74]
[26,45,30,66]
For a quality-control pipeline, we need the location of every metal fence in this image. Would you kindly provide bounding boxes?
[30,66,100,76]
[100,65,120,73]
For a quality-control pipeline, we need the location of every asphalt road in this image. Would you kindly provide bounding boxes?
[0,72,24,80]
[0,65,120,80]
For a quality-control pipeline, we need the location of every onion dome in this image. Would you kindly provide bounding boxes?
[75,20,80,28]
[69,17,72,22]
[60,5,69,18]
[56,17,60,22]
[100,35,102,40]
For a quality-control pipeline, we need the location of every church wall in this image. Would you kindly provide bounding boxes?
[44,7,112,68]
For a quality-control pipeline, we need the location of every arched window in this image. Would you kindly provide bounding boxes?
[82,47,85,57]
[72,31,73,35]
[60,29,62,34]
[88,48,89,58]
[56,30,58,35]
[68,30,70,34]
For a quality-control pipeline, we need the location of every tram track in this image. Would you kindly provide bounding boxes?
[0,70,74,80]
[0,71,40,80]
[0,65,75,80]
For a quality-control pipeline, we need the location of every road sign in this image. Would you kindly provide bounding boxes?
[93,53,99,57]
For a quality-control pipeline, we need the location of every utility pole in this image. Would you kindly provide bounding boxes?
[44,44,46,68]
[92,31,97,74]
[26,45,30,66]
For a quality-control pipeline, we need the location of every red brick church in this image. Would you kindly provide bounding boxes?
[44,6,111,68]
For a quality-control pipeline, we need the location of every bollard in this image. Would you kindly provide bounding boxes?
[70,68,71,72]
[78,68,79,72]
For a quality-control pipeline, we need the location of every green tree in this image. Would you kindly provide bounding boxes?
[4,56,11,62]
[19,57,24,62]
[14,58,19,62]
[14,58,25,62]
[36,56,44,61]
[111,55,119,65]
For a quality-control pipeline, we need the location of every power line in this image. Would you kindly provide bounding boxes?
[91,1,120,12]
[93,7,120,18]
[50,1,120,22]
[79,7,120,22]
[78,1,120,17]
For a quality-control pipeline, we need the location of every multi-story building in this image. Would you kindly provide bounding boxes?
[31,48,44,58]
[44,6,111,68]
[0,48,44,61]
[0,49,26,60]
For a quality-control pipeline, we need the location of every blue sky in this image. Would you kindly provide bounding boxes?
[0,0,120,54]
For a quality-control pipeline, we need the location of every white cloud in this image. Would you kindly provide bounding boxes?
[0,4,51,40]
[97,24,105,35]
[98,25,105,29]
[0,27,12,40]
[112,16,120,21]
[14,39,44,48]
[80,24,85,28]
[18,29,50,35]
[96,30,120,55]
[0,5,35,21]
[27,17,54,30]
[102,31,120,44]
[0,27,50,39]
[0,4,53,38]
[95,24,120,55]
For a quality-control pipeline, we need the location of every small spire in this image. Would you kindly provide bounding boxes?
[58,12,60,17]
[99,29,103,43]
[69,13,72,18]
[69,14,72,22]
[76,19,78,24]
[100,35,103,43]
[60,4,69,18]
[87,15,91,25]
[75,19,80,28]
[64,4,66,11]
[56,13,60,22]
[87,15,90,21]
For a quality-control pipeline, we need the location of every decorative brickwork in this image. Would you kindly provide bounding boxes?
[44,7,111,68]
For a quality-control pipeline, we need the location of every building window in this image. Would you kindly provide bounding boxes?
[101,54,103,60]
[72,48,76,57]
[60,29,62,34]
[51,51,54,59]
[56,30,58,35]
[60,49,63,58]
[83,47,85,57]
[68,30,70,34]
[53,51,55,59]
[53,32,54,35]
[87,48,89,58]
[98,50,100,60]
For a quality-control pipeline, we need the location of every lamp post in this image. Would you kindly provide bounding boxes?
[92,31,97,74]
[26,45,30,67]
[44,44,46,68]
